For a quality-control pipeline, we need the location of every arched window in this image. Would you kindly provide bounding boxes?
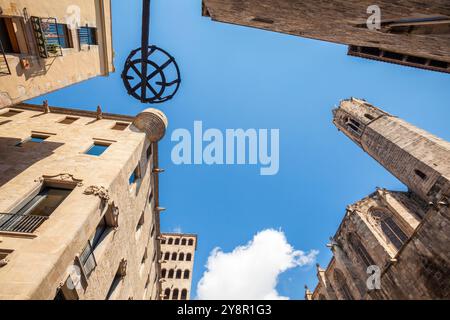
[370,209,408,250]
[175,238,180,245]
[333,269,353,300]
[179,252,185,261]
[168,269,174,279]
[164,252,170,260]
[176,270,182,279]
[183,270,190,279]
[164,288,170,300]
[188,239,194,246]
[181,239,187,245]
[348,233,375,267]
[172,289,179,300]
[180,289,188,300]
[161,269,167,278]
[186,253,192,261]
[168,238,173,245]
[171,252,177,261]
[161,238,166,244]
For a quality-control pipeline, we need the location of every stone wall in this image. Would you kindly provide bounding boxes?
[0,103,164,300]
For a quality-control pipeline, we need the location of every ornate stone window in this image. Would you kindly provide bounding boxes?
[180,289,188,300]
[183,270,190,279]
[164,252,170,260]
[333,269,354,300]
[186,253,192,261]
[179,252,185,261]
[176,269,182,279]
[168,269,174,279]
[348,233,375,268]
[171,252,177,261]
[181,238,187,245]
[174,238,180,245]
[161,269,166,278]
[369,209,408,251]
[188,239,194,246]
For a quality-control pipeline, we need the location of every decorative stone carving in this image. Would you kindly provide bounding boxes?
[96,105,103,120]
[43,100,50,114]
[105,202,120,229]
[83,185,110,201]
[35,173,83,187]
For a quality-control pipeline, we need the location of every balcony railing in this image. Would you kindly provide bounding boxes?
[0,39,11,75]
[0,213,48,233]
[30,16,63,59]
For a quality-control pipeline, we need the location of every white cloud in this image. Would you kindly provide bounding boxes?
[196,229,318,300]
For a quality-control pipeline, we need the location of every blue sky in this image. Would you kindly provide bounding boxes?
[30,0,450,299]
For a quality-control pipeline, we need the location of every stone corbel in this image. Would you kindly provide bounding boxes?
[104,201,119,229]
[118,258,127,278]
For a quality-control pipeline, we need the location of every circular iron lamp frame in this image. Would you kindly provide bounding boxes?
[121,46,181,104]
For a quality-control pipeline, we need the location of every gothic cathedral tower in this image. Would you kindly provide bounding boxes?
[333,97,450,205]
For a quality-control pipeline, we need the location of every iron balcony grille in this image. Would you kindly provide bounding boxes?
[0,39,11,75]
[30,16,64,59]
[0,213,48,233]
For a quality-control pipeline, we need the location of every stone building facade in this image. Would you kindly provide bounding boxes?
[0,0,114,107]
[0,103,168,300]
[160,233,197,300]
[306,98,450,300]
[201,0,450,73]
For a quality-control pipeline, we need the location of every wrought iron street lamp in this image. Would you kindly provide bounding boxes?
[121,0,181,104]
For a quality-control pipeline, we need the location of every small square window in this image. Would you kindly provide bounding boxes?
[85,143,110,156]
[1,110,22,117]
[16,135,50,147]
[59,116,79,124]
[112,122,129,131]
[129,165,141,185]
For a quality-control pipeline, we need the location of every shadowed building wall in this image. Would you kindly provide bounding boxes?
[202,0,450,73]
[306,98,450,300]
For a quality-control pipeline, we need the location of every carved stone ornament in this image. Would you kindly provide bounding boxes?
[35,173,83,187]
[119,259,128,278]
[83,185,111,201]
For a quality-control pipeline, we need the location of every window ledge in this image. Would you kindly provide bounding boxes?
[0,231,37,239]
